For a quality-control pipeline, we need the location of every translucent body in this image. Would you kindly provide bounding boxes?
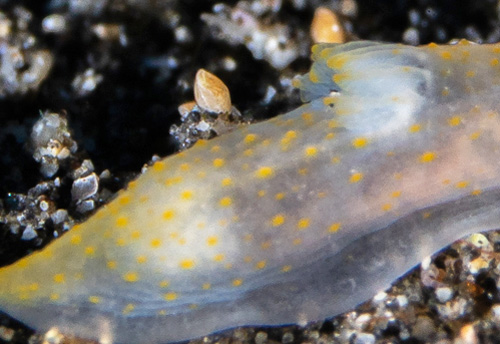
[3,40,500,343]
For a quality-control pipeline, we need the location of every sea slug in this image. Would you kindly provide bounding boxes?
[3,40,500,344]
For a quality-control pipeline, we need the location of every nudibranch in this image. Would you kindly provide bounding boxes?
[3,40,500,344]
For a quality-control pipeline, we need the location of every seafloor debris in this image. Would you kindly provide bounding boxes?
[194,69,232,114]
[31,111,78,178]
[171,69,245,150]
[0,7,54,98]
[71,68,104,97]
[201,2,308,69]
[310,7,346,44]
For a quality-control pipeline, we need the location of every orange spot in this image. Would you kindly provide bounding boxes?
[164,292,178,301]
[116,216,128,227]
[328,223,341,233]
[213,158,225,168]
[123,272,139,283]
[271,214,285,227]
[255,166,274,179]
[162,209,175,220]
[232,279,243,287]
[180,259,195,269]
[219,197,233,207]
[349,172,363,183]
[419,151,436,163]
[352,137,368,148]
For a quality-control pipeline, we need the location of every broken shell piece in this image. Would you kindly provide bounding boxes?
[178,100,196,118]
[194,69,232,114]
[310,7,345,44]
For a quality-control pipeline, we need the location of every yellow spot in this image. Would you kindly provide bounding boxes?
[213,158,225,168]
[118,195,131,205]
[440,51,451,59]
[255,166,274,179]
[448,116,462,126]
[281,265,292,272]
[409,124,421,133]
[257,190,266,197]
[331,156,340,164]
[164,292,178,301]
[281,130,298,149]
[352,137,368,148]
[213,254,225,262]
[180,163,190,172]
[244,133,257,144]
[323,97,336,106]
[151,238,162,248]
[423,212,431,219]
[349,172,363,183]
[219,197,233,207]
[243,148,254,157]
[391,190,402,198]
[305,146,318,157]
[293,238,302,245]
[471,189,482,196]
[116,238,127,246]
[297,218,310,230]
[275,192,285,200]
[136,255,147,264]
[491,58,499,66]
[255,260,267,270]
[180,190,193,200]
[202,283,211,290]
[53,273,65,284]
[333,73,349,83]
[469,131,481,140]
[232,279,243,287]
[84,246,95,256]
[494,46,500,53]
[123,272,139,283]
[325,132,335,140]
[466,70,475,78]
[50,293,60,301]
[180,259,195,269]
[88,296,100,304]
[107,261,117,269]
[309,68,320,83]
[327,55,347,69]
[123,304,135,314]
[70,234,81,245]
[298,168,308,176]
[116,216,128,227]
[441,87,450,96]
[162,209,175,220]
[159,280,170,288]
[382,203,392,211]
[152,161,165,172]
[271,214,285,227]
[455,181,469,188]
[301,112,313,123]
[165,176,183,186]
[158,280,170,288]
[262,139,271,146]
[261,241,272,250]
[206,236,218,246]
[210,145,221,153]
[328,223,341,233]
[197,171,206,178]
[221,177,233,187]
[419,151,436,163]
